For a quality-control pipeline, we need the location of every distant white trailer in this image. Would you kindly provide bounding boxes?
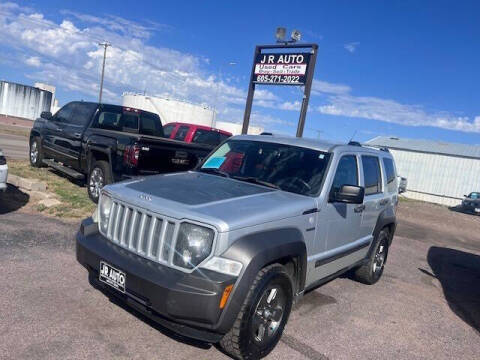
[122,93,263,135]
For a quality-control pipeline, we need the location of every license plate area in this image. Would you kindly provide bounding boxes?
[99,261,126,293]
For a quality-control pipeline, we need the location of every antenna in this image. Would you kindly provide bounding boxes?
[348,130,358,143]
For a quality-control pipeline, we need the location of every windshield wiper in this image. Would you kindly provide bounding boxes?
[198,168,230,178]
[232,176,280,190]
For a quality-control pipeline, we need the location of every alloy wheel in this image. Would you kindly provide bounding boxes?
[30,141,38,164]
[251,286,286,343]
[373,239,387,273]
[89,167,104,200]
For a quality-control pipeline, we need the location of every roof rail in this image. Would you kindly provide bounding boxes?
[260,132,273,136]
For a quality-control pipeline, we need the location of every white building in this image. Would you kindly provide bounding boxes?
[0,80,54,120]
[365,136,480,206]
[122,93,263,135]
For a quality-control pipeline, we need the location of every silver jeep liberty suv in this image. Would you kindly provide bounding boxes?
[77,134,398,359]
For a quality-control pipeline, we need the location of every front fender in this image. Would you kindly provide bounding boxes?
[215,228,306,333]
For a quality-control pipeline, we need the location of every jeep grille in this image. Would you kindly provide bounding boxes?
[100,199,178,265]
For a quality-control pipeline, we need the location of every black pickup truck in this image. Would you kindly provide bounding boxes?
[29,101,214,202]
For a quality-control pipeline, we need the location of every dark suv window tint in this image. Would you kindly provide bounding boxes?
[140,113,164,137]
[54,102,75,123]
[192,129,221,146]
[69,103,97,126]
[331,155,358,193]
[174,126,190,141]
[362,156,382,195]
[383,157,396,192]
[219,133,230,142]
[163,124,175,138]
[122,113,139,131]
[97,111,122,130]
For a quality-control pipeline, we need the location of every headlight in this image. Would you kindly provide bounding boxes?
[200,257,243,276]
[173,223,214,269]
[98,193,113,234]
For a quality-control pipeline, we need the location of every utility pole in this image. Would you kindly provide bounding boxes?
[98,41,111,103]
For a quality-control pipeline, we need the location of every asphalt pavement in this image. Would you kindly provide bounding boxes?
[0,193,479,360]
[0,132,29,159]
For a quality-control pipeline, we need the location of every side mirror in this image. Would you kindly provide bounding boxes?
[40,111,52,120]
[331,185,365,204]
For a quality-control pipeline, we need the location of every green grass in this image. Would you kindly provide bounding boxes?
[8,160,96,219]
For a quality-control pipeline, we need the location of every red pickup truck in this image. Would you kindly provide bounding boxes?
[163,122,232,146]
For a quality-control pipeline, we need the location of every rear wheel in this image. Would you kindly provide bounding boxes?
[220,264,293,360]
[29,137,44,167]
[87,161,112,203]
[352,228,389,285]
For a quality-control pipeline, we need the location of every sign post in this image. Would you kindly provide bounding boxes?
[241,43,318,137]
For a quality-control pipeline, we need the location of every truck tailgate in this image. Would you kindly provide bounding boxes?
[136,136,214,173]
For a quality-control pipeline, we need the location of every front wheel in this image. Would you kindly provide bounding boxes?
[87,161,112,203]
[220,264,293,360]
[29,137,44,167]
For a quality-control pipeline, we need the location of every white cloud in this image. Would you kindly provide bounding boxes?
[25,56,41,67]
[344,42,360,53]
[0,3,254,122]
[278,101,301,111]
[312,80,351,95]
[317,94,480,132]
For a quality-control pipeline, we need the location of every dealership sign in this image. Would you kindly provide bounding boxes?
[254,53,311,85]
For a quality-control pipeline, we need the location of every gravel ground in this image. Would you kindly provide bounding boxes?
[0,196,479,360]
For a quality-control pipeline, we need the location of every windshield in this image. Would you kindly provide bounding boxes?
[468,192,480,199]
[199,140,331,196]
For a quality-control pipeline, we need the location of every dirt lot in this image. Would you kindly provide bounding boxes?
[0,194,478,360]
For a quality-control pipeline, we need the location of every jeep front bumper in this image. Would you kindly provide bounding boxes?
[76,218,238,343]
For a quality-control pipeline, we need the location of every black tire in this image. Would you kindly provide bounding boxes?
[29,137,44,168]
[352,228,390,285]
[219,264,293,360]
[87,160,112,203]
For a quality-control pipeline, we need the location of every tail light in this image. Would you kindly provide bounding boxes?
[123,144,140,167]
[0,155,6,166]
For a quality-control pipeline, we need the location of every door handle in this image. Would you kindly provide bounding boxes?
[55,128,63,132]
[74,133,82,139]
[354,204,366,213]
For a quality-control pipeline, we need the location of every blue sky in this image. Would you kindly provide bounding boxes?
[1,0,479,144]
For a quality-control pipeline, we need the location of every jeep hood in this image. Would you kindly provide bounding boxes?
[106,171,317,232]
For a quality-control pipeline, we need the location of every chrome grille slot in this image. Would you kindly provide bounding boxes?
[102,199,180,267]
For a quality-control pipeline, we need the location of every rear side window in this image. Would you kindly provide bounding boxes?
[122,113,139,131]
[163,124,175,138]
[331,155,358,193]
[97,112,122,130]
[383,157,396,192]
[192,129,221,146]
[174,126,190,141]
[140,113,163,137]
[93,107,140,132]
[362,155,382,195]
